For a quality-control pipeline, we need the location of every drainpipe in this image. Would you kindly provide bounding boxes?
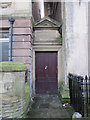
[30,46,33,101]
[9,18,15,61]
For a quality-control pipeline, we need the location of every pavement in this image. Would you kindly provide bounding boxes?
[25,94,70,118]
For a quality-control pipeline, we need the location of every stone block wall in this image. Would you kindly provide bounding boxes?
[0,19,33,82]
[12,19,32,82]
[0,1,32,17]
[0,71,26,118]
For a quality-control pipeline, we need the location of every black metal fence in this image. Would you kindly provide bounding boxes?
[68,73,90,117]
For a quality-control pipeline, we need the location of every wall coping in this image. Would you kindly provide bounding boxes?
[0,62,27,72]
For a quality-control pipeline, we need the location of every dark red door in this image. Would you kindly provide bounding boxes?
[35,52,58,94]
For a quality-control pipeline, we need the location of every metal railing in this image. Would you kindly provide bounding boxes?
[68,73,90,117]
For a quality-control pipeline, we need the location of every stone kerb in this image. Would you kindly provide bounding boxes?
[0,62,27,118]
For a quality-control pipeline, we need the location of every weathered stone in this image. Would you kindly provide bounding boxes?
[25,95,70,118]
[0,69,26,118]
[34,17,61,45]
[62,2,88,83]
[10,28,31,35]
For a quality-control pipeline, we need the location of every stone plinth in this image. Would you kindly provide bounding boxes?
[0,62,27,118]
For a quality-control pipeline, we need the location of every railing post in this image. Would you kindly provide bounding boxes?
[77,76,80,113]
[81,77,84,117]
[72,76,74,108]
[79,77,83,114]
[69,73,72,105]
[85,75,88,117]
[74,76,77,111]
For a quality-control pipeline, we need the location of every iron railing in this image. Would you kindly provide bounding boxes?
[68,73,90,117]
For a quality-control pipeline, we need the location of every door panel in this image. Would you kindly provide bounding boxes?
[35,52,58,94]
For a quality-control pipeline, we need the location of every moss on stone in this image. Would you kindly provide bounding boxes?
[24,82,30,111]
[58,81,74,117]
[0,62,27,72]
[57,37,63,43]
[25,82,30,94]
[58,81,70,99]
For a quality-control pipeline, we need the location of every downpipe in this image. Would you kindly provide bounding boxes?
[9,18,15,61]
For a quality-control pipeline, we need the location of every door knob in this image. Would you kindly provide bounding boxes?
[45,66,48,70]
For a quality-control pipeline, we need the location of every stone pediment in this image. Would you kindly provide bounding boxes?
[34,17,61,29]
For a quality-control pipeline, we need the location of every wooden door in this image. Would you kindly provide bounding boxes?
[35,52,58,94]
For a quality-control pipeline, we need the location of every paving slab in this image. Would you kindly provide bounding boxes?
[25,94,70,118]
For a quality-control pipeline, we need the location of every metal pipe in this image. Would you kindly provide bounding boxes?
[9,18,15,61]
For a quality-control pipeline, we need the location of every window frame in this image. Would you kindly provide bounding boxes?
[0,29,9,61]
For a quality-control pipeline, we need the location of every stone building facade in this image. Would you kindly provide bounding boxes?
[0,1,63,95]
[62,1,88,83]
[0,0,33,82]
[0,0,89,95]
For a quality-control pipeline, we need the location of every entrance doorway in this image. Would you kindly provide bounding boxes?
[35,52,58,94]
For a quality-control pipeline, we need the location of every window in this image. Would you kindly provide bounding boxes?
[0,29,9,61]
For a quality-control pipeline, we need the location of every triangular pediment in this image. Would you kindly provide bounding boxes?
[34,17,61,28]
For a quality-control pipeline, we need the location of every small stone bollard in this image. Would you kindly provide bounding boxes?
[0,62,27,118]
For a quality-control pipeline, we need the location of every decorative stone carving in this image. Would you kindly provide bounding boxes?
[34,16,61,45]
[34,16,61,29]
[0,2,12,8]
